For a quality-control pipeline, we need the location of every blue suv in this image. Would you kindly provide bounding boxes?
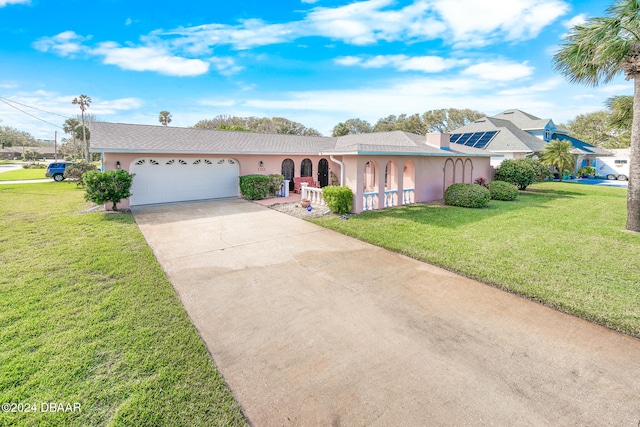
[45,161,73,182]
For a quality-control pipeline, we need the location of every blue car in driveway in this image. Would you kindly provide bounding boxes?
[45,161,73,181]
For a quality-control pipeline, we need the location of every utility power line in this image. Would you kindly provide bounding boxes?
[0,96,73,129]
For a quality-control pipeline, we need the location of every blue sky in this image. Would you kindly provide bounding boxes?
[0,0,633,139]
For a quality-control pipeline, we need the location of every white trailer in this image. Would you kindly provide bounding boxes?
[593,156,630,181]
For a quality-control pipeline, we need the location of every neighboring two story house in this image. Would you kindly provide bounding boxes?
[450,109,611,169]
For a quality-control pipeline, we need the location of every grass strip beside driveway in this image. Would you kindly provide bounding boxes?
[312,182,640,337]
[0,183,247,427]
[0,168,50,181]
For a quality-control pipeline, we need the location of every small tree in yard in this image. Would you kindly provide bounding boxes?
[22,149,42,161]
[83,170,134,211]
[540,139,575,180]
[494,158,537,190]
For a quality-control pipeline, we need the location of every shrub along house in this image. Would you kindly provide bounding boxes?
[89,122,493,213]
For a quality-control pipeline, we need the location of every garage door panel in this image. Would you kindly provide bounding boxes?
[130,158,239,206]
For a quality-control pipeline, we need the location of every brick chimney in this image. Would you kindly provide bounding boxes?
[426,133,450,150]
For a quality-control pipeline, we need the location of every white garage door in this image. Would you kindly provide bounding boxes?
[130,158,239,206]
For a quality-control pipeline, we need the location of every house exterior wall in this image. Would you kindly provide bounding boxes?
[101,152,490,212]
[102,152,340,209]
[341,155,491,213]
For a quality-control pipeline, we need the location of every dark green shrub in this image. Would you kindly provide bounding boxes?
[444,183,491,208]
[495,158,537,190]
[523,158,551,182]
[83,170,134,211]
[239,174,270,200]
[489,180,519,201]
[64,162,97,186]
[322,186,353,214]
[268,174,284,197]
[577,165,596,177]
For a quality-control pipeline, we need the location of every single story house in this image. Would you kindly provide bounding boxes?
[90,122,493,213]
[0,145,61,160]
[450,109,611,169]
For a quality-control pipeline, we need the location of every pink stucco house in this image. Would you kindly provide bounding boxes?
[90,122,493,213]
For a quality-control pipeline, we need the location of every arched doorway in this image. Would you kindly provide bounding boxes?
[443,158,455,193]
[282,159,295,191]
[454,159,464,183]
[463,159,473,183]
[403,160,415,204]
[384,161,398,207]
[301,158,312,177]
[318,158,329,187]
[363,161,378,210]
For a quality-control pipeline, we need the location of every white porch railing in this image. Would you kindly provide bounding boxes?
[301,185,325,206]
[403,188,414,204]
[363,192,378,211]
[384,190,398,207]
[364,188,415,211]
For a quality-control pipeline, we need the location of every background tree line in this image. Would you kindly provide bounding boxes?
[193,115,322,136]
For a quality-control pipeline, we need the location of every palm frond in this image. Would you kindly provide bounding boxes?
[553,0,640,85]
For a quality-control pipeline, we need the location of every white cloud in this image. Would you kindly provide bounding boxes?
[91,42,210,76]
[497,78,563,96]
[597,84,633,94]
[432,0,569,46]
[335,54,466,73]
[33,31,88,57]
[563,13,587,29]
[462,61,534,81]
[198,99,237,107]
[0,0,29,6]
[209,57,244,76]
[93,97,143,114]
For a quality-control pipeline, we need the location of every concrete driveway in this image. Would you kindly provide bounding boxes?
[133,198,640,426]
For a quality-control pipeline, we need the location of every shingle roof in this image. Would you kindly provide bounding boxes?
[90,123,493,158]
[491,109,551,131]
[89,122,336,154]
[451,117,547,153]
[551,133,612,156]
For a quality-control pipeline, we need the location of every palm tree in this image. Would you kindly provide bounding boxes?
[606,95,633,130]
[540,139,575,181]
[553,0,640,231]
[62,118,81,161]
[72,95,92,162]
[159,111,172,126]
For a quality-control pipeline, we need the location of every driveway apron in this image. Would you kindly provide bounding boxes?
[132,198,640,426]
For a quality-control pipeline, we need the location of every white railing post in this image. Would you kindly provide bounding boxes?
[301,186,325,206]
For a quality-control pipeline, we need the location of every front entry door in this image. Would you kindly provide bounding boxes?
[282,158,295,191]
[318,158,329,187]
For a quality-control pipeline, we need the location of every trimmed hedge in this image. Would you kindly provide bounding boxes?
[444,183,491,208]
[322,185,353,214]
[268,174,284,197]
[239,174,270,200]
[495,158,536,190]
[489,180,519,201]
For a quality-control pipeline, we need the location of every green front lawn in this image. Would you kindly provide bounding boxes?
[0,184,246,427]
[0,168,49,181]
[312,182,640,337]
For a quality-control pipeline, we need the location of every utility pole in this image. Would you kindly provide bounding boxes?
[54,130,58,160]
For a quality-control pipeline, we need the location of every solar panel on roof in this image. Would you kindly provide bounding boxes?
[464,133,482,146]
[457,133,473,145]
[449,131,498,149]
[473,131,497,149]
